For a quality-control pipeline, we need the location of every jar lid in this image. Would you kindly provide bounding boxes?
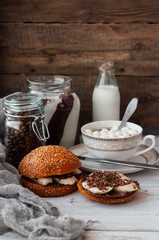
[27,75,71,91]
[3,92,44,113]
[3,92,49,141]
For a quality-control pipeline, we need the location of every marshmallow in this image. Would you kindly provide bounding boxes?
[84,125,138,139]
[121,127,129,132]
[93,131,101,138]
[122,131,130,137]
[129,129,138,136]
[101,128,109,134]
[84,129,93,136]
[109,125,118,133]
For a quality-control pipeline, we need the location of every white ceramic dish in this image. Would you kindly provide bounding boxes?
[81,120,155,160]
[70,144,159,174]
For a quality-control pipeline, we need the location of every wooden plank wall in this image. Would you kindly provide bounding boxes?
[0,0,159,132]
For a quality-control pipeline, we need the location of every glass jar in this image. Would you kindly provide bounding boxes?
[27,75,80,149]
[92,62,120,121]
[3,92,49,168]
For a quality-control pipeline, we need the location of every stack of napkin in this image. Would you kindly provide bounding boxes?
[0,143,86,240]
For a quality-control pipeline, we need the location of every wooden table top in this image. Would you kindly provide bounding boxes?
[45,167,159,239]
[46,137,159,239]
[1,135,159,240]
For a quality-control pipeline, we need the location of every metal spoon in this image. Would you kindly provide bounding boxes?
[118,98,138,131]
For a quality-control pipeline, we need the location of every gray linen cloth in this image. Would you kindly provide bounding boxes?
[0,143,86,240]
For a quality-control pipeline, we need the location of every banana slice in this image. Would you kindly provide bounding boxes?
[82,180,113,194]
[54,176,78,185]
[114,182,139,192]
[34,177,53,186]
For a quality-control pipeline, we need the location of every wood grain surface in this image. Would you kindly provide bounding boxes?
[1,160,159,239]
[0,0,159,130]
[0,0,159,23]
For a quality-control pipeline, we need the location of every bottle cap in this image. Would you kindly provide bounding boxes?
[99,62,114,72]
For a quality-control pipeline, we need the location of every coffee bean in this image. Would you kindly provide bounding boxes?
[5,110,45,168]
[9,135,15,140]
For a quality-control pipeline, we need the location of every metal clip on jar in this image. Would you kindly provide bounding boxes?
[27,75,80,149]
[3,92,49,168]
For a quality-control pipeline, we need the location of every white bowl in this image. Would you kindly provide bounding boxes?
[81,120,155,160]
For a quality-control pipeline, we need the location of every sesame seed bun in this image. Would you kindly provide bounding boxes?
[18,145,81,178]
[18,145,81,197]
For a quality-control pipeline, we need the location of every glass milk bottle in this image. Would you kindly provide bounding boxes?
[27,75,80,149]
[92,62,120,121]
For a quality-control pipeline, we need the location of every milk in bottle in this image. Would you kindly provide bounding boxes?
[92,62,120,121]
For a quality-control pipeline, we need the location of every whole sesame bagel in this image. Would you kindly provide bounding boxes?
[77,171,139,204]
[18,145,82,197]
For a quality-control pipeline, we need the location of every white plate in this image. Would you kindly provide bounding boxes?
[70,144,159,174]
